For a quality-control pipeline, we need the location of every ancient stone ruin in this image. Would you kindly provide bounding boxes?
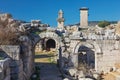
[0,8,120,80]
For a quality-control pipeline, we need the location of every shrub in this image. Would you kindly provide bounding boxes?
[98,21,110,28]
[0,14,19,45]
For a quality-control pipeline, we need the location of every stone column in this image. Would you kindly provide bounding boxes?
[71,53,78,68]
[95,52,98,72]
[80,7,89,28]
[57,9,65,30]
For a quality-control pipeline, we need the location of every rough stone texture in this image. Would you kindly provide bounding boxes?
[0,45,20,60]
[20,36,35,80]
[57,9,65,30]
[0,58,10,80]
[0,44,34,80]
[68,39,120,73]
[115,21,120,36]
[96,49,120,73]
[10,59,24,80]
[39,31,61,49]
[80,8,88,27]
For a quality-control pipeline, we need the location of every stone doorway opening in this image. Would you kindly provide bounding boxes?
[34,38,57,64]
[78,45,95,73]
[46,39,56,51]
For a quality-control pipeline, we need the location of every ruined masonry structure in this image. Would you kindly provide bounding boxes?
[80,7,89,28]
[57,9,65,30]
[0,7,120,80]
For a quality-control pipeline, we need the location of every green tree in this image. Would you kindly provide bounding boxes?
[98,21,110,28]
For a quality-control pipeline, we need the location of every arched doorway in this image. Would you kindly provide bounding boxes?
[46,39,56,51]
[78,45,95,72]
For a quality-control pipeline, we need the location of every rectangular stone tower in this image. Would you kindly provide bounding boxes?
[80,7,89,28]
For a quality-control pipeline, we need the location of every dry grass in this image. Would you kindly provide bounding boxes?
[35,51,56,55]
[0,26,18,45]
[34,51,56,63]
[0,14,20,45]
[103,73,116,80]
[35,58,51,63]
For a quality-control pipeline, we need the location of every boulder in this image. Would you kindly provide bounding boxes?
[68,68,77,76]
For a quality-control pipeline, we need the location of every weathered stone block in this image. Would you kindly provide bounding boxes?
[23,56,34,77]
[0,58,10,80]
[0,45,20,60]
[10,60,22,68]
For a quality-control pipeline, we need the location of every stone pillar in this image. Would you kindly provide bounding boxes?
[95,52,98,72]
[21,43,35,79]
[71,53,78,68]
[80,7,89,28]
[58,47,62,68]
[95,53,103,73]
[57,9,65,30]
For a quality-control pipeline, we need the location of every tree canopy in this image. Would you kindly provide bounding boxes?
[98,21,110,28]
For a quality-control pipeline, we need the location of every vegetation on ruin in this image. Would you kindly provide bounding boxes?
[0,14,20,45]
[35,51,57,63]
[0,26,20,45]
[98,21,110,28]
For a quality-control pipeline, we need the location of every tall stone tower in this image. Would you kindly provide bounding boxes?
[57,9,64,29]
[80,7,89,28]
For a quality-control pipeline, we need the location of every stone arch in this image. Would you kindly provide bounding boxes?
[71,41,101,71]
[74,41,101,54]
[37,31,61,51]
[34,31,63,62]
[78,45,95,72]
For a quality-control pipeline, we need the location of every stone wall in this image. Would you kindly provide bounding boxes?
[0,45,24,80]
[0,58,10,80]
[94,40,120,73]
[20,36,35,80]
[67,39,120,74]
[0,44,35,80]
[10,59,24,80]
[96,48,120,73]
[39,31,61,50]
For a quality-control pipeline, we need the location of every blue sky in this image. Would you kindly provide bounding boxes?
[0,0,120,27]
